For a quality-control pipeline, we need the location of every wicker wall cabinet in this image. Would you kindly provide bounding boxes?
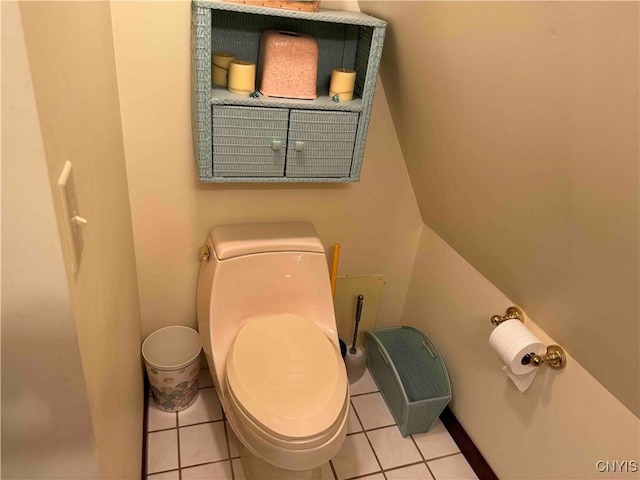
[191,0,386,183]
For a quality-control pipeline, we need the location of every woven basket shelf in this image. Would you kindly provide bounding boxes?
[191,0,386,182]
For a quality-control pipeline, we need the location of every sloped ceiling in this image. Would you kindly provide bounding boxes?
[360,1,639,416]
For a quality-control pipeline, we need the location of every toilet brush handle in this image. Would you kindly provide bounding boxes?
[350,294,364,353]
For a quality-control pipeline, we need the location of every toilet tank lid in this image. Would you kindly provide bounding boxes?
[209,222,325,260]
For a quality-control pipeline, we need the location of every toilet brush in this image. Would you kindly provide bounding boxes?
[350,295,364,355]
[345,295,367,383]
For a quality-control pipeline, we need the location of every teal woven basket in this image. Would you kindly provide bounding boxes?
[365,326,451,437]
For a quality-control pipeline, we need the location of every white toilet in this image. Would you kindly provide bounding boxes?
[196,222,349,479]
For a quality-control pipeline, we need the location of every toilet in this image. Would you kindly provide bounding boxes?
[196,222,349,479]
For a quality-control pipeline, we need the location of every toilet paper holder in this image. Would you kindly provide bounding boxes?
[490,306,567,370]
[521,346,566,370]
[490,306,524,326]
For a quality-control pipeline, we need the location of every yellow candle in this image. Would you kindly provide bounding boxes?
[329,68,356,101]
[228,60,256,96]
[211,52,236,86]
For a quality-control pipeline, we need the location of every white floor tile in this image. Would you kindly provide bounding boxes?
[319,462,335,480]
[147,402,177,432]
[179,422,229,467]
[357,474,385,480]
[232,459,246,480]
[147,430,179,474]
[226,423,240,458]
[147,470,180,480]
[178,388,223,426]
[331,433,380,480]
[181,460,232,480]
[231,458,247,480]
[199,369,214,388]
[427,454,478,479]
[367,426,421,469]
[351,392,395,430]
[346,403,362,434]
[412,419,460,460]
[349,369,379,396]
[386,463,434,480]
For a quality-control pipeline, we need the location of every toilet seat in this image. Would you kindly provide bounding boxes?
[226,314,347,441]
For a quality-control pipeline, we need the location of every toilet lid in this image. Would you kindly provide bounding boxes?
[226,315,347,440]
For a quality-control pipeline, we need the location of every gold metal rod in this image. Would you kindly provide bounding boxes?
[529,345,567,369]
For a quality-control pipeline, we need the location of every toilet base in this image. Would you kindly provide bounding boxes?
[239,444,323,480]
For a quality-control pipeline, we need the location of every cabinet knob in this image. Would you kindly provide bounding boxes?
[271,140,282,151]
[295,141,305,152]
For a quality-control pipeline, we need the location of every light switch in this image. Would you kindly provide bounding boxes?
[58,161,86,273]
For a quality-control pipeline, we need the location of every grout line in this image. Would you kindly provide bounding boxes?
[176,413,182,480]
[329,460,339,480]
[361,423,396,433]
[382,459,429,473]
[425,451,466,464]
[178,458,233,473]
[347,398,364,435]
[142,376,150,479]
[410,434,426,462]
[409,433,439,479]
[147,426,178,435]
[362,431,385,477]
[147,467,180,477]
[343,471,384,480]
[349,390,379,398]
[424,461,436,480]
[223,420,236,480]
[350,401,385,479]
[178,418,225,429]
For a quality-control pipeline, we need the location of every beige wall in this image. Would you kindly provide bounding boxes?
[361,1,640,416]
[1,3,99,477]
[402,225,639,479]
[19,2,144,478]
[109,1,423,338]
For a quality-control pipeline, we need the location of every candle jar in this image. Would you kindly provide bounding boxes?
[211,52,236,86]
[228,60,256,96]
[329,68,356,102]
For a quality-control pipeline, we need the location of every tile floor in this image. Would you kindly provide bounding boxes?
[146,368,478,480]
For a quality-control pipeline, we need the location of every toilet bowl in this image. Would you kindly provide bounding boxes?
[196,222,349,478]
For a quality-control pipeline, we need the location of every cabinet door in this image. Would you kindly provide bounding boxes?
[285,110,359,178]
[212,106,288,177]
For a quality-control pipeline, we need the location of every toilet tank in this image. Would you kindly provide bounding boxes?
[196,223,338,381]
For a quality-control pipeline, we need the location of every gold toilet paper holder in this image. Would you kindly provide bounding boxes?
[521,346,566,370]
[490,306,567,370]
[490,306,524,326]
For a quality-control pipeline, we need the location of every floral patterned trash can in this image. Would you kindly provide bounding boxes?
[142,326,202,412]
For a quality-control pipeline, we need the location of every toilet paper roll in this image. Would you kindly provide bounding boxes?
[489,320,545,392]
[345,346,367,384]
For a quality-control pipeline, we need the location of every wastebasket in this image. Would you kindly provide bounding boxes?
[142,326,202,411]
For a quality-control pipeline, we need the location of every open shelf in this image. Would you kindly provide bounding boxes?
[210,86,363,112]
